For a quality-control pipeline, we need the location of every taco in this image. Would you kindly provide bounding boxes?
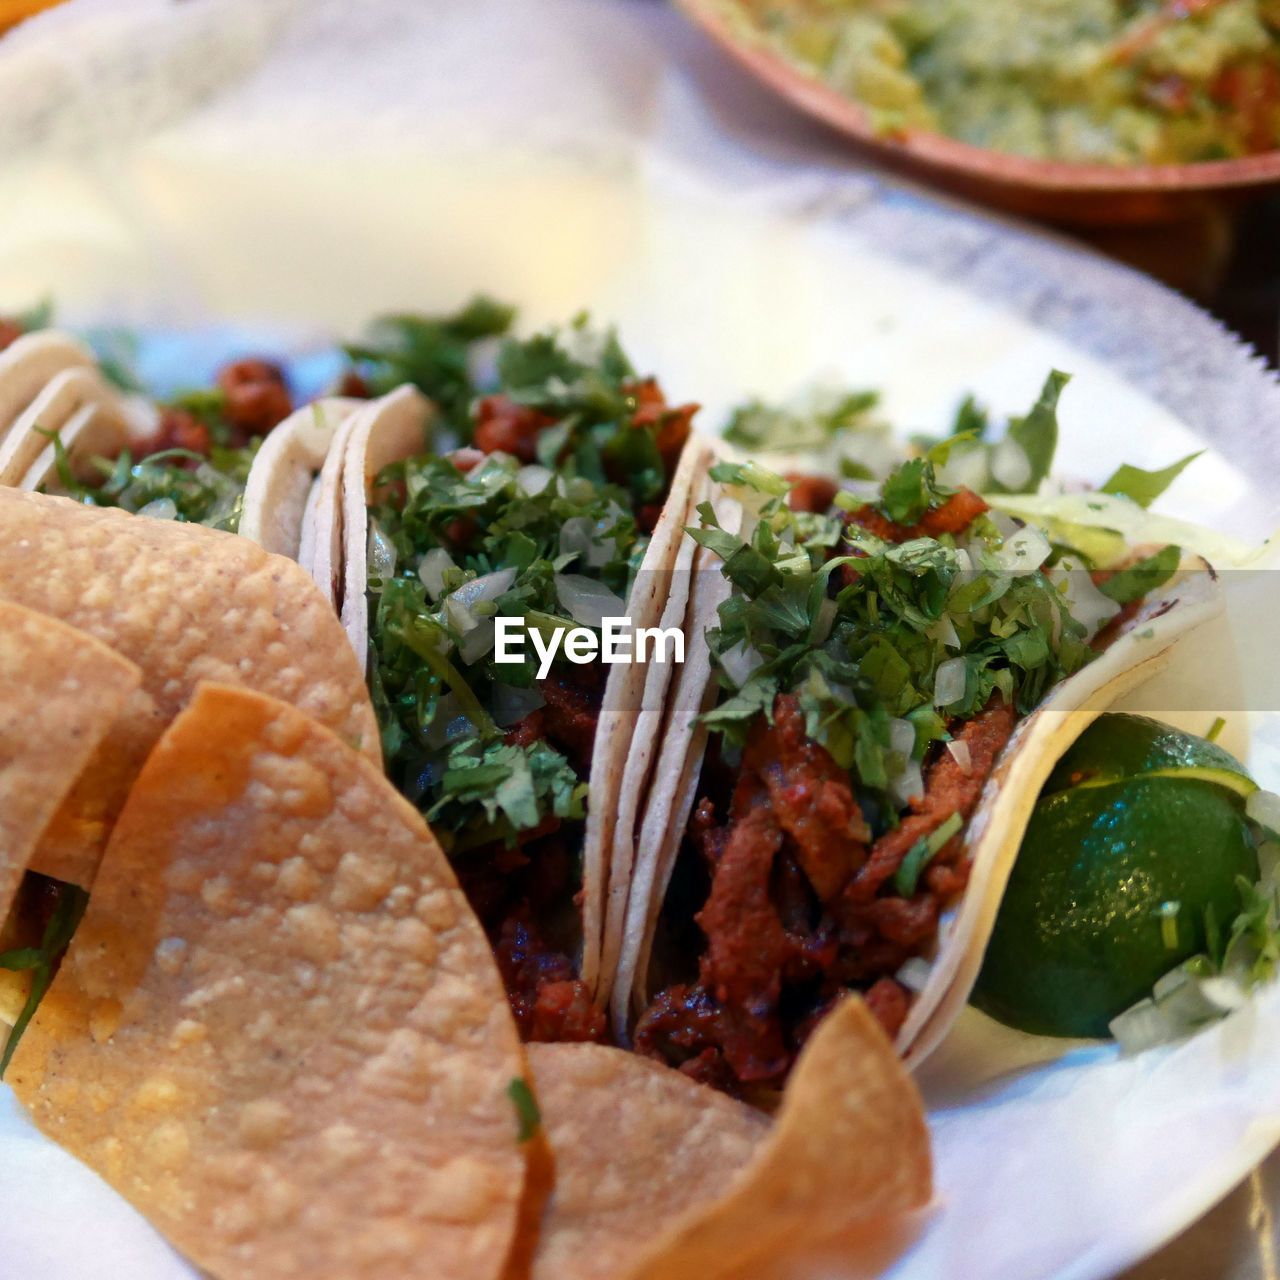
[614,379,1229,1093]
[316,316,706,1038]
[8,342,335,554]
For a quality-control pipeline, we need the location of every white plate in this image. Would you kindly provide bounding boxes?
[0,2,1278,1278]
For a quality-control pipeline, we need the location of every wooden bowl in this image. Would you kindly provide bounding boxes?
[677,0,1280,226]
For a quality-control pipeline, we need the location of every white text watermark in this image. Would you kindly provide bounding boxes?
[493,617,684,680]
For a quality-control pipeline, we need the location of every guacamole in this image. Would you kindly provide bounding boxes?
[730,0,1280,164]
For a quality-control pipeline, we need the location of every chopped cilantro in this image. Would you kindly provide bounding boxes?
[995,370,1069,495]
[369,315,683,847]
[723,388,880,452]
[343,296,515,434]
[507,1076,542,1143]
[878,457,951,527]
[694,452,1094,827]
[1101,452,1203,508]
[0,883,88,1077]
[1096,545,1180,605]
[45,434,257,532]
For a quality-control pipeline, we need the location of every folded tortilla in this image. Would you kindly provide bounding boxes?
[319,387,711,1003]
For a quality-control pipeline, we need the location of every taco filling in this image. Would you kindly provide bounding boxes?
[43,356,296,530]
[632,381,1193,1096]
[363,317,696,1042]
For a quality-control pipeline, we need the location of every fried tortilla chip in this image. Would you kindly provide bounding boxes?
[0,599,141,920]
[526,1042,770,1280]
[7,682,529,1280]
[622,997,931,1280]
[25,685,162,888]
[0,488,379,763]
[525,997,929,1280]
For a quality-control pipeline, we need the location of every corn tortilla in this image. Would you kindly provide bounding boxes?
[898,561,1225,1065]
[0,365,128,487]
[0,599,141,920]
[0,330,96,438]
[527,1040,770,1280]
[622,997,932,1280]
[239,397,361,560]
[0,487,380,763]
[7,682,530,1280]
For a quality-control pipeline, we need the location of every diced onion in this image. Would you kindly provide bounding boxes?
[1110,997,1178,1055]
[936,445,988,494]
[458,617,497,665]
[990,436,1032,491]
[889,758,924,808]
[442,567,517,636]
[444,595,477,634]
[554,573,627,629]
[1246,789,1280,837]
[418,548,457,600]
[1256,840,1280,892]
[946,739,972,772]
[895,957,932,994]
[1047,566,1121,641]
[559,516,614,569]
[720,640,765,688]
[367,519,397,581]
[450,566,517,611]
[887,718,916,760]
[988,525,1051,577]
[934,657,967,708]
[1198,976,1249,1013]
[491,682,546,727]
[138,497,178,521]
[516,464,554,496]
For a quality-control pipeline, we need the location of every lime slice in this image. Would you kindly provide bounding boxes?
[973,774,1257,1038]
[1042,713,1256,799]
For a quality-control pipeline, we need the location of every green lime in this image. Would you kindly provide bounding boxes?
[1043,713,1256,800]
[973,772,1257,1038]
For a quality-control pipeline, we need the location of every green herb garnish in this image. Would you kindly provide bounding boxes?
[507,1076,542,1143]
[0,884,88,1077]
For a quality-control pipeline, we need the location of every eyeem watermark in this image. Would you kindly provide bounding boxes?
[494,617,684,680]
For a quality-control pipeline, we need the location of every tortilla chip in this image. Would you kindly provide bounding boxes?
[26,686,163,888]
[7,682,529,1280]
[0,599,141,919]
[0,487,380,764]
[526,1042,770,1280]
[622,997,931,1280]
